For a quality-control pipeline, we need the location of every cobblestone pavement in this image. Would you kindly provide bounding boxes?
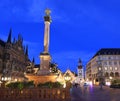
[70,85,120,101]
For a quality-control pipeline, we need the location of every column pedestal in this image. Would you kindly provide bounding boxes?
[37,52,51,75]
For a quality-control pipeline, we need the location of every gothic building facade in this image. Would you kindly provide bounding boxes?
[0,29,30,79]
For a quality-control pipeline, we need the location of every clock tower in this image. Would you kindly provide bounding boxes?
[77,59,84,82]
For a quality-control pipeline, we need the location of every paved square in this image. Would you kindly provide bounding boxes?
[71,85,120,101]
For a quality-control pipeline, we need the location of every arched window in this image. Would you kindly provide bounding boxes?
[105,72,109,77]
[115,72,119,77]
[110,72,114,77]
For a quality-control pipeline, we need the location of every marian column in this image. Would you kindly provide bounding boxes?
[38,9,51,75]
[43,9,51,53]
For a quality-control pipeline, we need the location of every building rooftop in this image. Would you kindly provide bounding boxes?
[93,48,120,58]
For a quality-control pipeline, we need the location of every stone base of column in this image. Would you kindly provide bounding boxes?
[37,70,50,75]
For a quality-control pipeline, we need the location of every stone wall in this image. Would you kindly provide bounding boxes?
[0,88,71,101]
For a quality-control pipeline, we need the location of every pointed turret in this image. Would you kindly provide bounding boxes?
[18,33,23,44]
[7,28,12,43]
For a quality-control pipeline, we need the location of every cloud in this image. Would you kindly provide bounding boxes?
[0,0,119,26]
[27,0,69,23]
[26,0,46,22]
[0,0,71,23]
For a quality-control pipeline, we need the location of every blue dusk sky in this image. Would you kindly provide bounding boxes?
[0,0,120,72]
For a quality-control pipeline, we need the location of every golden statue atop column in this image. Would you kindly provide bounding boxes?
[45,9,51,16]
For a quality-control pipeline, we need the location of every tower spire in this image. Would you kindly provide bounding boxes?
[78,58,82,66]
[7,28,12,43]
[78,58,82,69]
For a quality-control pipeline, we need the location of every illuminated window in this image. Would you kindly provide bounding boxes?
[104,67,107,70]
[99,67,101,71]
[110,67,113,70]
[115,67,118,70]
